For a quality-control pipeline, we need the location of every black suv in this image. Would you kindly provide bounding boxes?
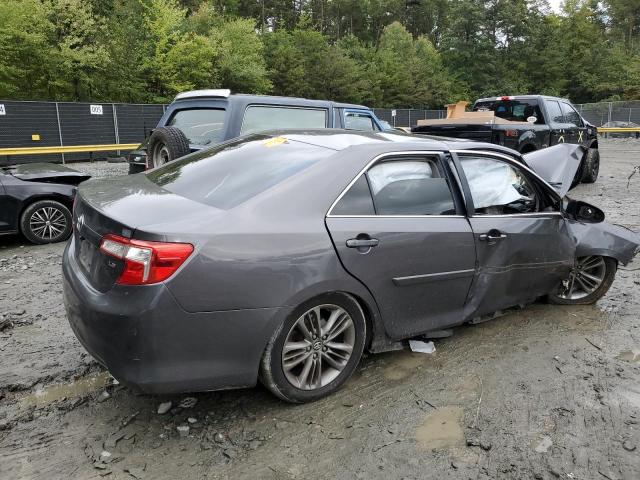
[128,90,385,173]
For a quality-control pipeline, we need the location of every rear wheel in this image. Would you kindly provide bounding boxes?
[581,148,600,184]
[547,256,616,305]
[20,200,72,244]
[260,293,366,403]
[147,126,190,168]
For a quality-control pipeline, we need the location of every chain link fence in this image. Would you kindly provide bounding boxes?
[0,100,165,164]
[2,99,639,165]
[575,100,640,128]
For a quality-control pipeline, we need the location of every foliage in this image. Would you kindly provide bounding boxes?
[0,0,638,106]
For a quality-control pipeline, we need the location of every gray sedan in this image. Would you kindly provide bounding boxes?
[63,130,640,402]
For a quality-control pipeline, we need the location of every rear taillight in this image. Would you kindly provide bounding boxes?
[99,234,193,285]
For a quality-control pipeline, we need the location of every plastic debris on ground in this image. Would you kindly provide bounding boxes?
[408,340,436,354]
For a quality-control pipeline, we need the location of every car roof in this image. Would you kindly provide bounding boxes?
[256,128,520,156]
[172,92,369,110]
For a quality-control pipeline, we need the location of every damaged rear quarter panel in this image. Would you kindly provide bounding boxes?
[567,219,640,265]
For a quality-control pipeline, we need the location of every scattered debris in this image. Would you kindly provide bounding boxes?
[532,435,553,453]
[585,337,603,351]
[214,432,225,443]
[157,402,172,415]
[97,391,111,403]
[408,340,436,354]
[622,440,636,452]
[177,425,190,437]
[187,417,198,424]
[178,397,197,409]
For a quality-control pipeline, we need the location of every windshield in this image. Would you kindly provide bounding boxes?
[167,108,226,146]
[146,135,334,210]
[473,99,544,124]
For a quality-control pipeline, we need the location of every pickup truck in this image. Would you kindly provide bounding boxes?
[128,89,386,173]
[411,95,600,183]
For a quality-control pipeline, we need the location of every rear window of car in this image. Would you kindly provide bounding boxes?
[146,135,333,209]
[473,99,544,124]
[240,106,327,135]
[167,108,226,146]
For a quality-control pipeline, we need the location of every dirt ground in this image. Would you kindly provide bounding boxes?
[1,142,639,480]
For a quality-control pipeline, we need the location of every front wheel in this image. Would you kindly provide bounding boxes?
[581,148,600,184]
[20,200,72,244]
[259,293,366,403]
[548,256,617,305]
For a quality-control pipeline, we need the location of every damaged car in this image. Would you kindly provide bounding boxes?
[0,163,90,244]
[62,130,640,403]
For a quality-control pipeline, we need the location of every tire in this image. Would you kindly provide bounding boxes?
[259,293,366,403]
[581,148,600,184]
[147,126,190,168]
[547,256,616,305]
[128,162,146,174]
[20,200,72,245]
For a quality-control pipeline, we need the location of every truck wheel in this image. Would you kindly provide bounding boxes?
[147,127,190,168]
[581,148,600,184]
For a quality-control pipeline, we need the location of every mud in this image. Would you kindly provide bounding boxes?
[1,142,639,480]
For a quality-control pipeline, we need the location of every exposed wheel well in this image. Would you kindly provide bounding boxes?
[343,291,375,350]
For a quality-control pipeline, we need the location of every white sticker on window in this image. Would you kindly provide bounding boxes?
[90,105,103,115]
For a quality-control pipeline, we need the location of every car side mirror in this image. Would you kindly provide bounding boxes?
[565,199,604,223]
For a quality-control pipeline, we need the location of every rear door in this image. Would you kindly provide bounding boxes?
[326,152,476,339]
[452,151,575,318]
[544,100,573,146]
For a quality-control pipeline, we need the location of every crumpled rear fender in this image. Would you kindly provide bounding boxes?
[567,219,640,266]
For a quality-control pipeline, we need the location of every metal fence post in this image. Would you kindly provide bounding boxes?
[55,102,65,164]
[112,103,120,155]
[607,102,612,125]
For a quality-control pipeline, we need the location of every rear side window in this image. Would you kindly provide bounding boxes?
[560,102,584,127]
[344,112,379,131]
[473,99,545,124]
[544,101,564,123]
[240,106,327,135]
[331,156,456,216]
[147,135,332,210]
[168,108,226,146]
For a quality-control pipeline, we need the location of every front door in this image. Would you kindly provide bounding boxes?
[326,152,476,339]
[545,99,574,145]
[454,152,575,318]
[560,102,588,147]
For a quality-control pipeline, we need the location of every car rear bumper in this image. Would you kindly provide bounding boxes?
[62,238,290,394]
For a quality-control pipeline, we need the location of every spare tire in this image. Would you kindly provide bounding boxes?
[147,126,190,168]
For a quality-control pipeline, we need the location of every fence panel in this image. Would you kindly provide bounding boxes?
[117,104,165,143]
[58,102,117,162]
[0,101,63,163]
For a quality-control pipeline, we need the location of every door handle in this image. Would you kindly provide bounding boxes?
[479,230,507,242]
[346,238,379,248]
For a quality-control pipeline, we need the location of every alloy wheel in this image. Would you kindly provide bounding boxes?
[281,304,355,390]
[557,256,606,300]
[29,206,67,241]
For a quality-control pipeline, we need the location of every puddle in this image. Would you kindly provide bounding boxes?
[616,349,640,363]
[21,371,111,409]
[415,406,465,450]
[531,435,553,453]
[383,351,431,380]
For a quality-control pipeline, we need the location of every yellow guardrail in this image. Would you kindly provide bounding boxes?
[0,143,140,156]
[597,127,640,133]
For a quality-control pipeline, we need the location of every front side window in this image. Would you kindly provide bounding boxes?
[344,112,378,131]
[560,102,584,128]
[544,101,565,124]
[240,106,327,135]
[168,108,226,146]
[332,156,456,216]
[459,156,538,215]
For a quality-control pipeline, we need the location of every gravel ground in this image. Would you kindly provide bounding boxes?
[0,142,639,480]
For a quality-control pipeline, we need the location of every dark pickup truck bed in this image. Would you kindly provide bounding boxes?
[412,95,600,183]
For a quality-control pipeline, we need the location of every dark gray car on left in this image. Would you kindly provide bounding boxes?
[63,130,640,403]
